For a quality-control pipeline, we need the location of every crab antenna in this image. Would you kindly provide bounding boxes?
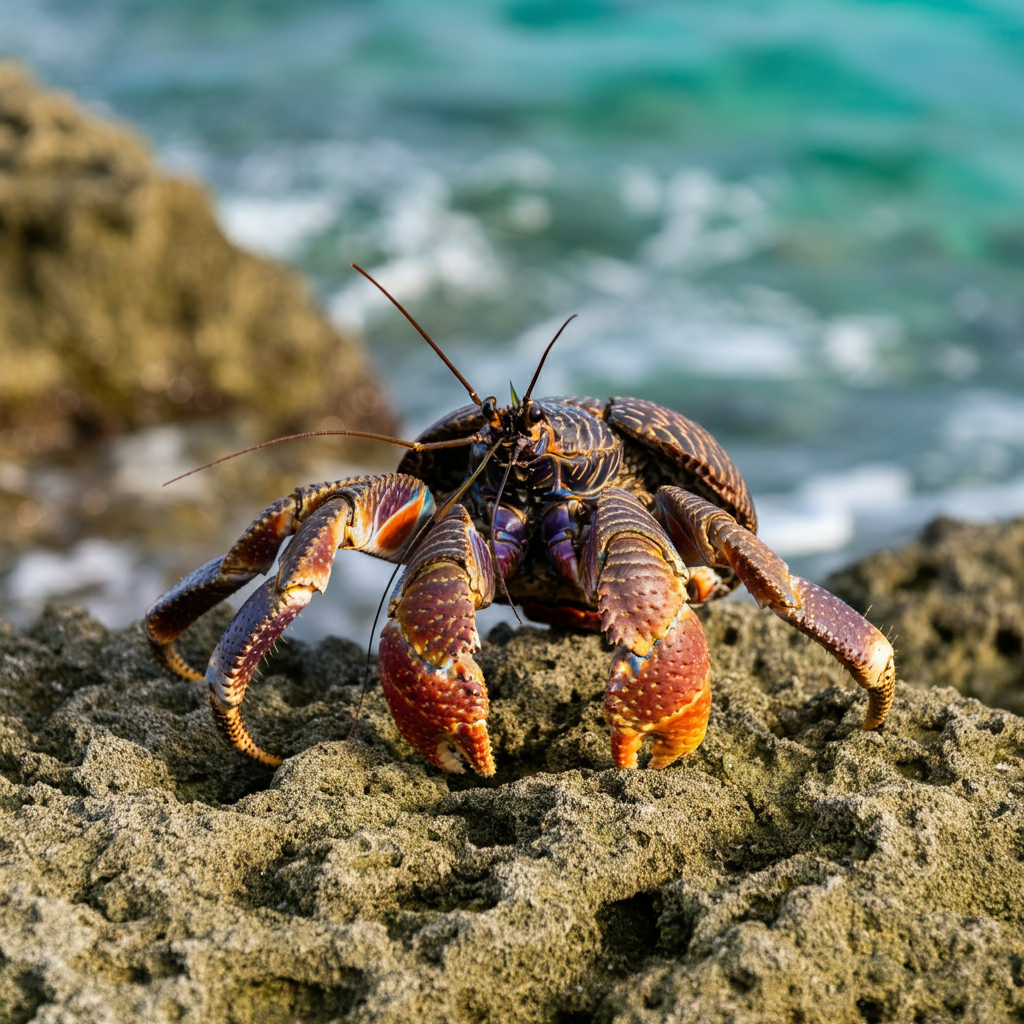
[161,428,485,486]
[522,314,577,404]
[351,263,482,407]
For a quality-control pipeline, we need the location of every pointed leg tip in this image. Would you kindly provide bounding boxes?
[209,699,283,767]
[150,638,205,682]
[859,655,895,731]
[455,721,496,776]
[610,727,643,770]
[860,685,895,731]
[422,722,494,775]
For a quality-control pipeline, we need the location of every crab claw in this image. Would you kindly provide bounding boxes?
[377,505,496,775]
[583,488,713,770]
[604,604,712,770]
[378,620,493,774]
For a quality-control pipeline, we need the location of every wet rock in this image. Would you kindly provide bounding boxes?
[829,515,1024,716]
[2,527,1024,1022]
[0,62,395,460]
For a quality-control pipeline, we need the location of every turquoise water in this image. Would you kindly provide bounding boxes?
[5,0,1024,590]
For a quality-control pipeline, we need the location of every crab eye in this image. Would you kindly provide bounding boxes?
[481,397,497,420]
[527,403,544,424]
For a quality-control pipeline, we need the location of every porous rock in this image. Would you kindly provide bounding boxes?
[829,515,1024,717]
[1,536,1024,1023]
[0,62,394,459]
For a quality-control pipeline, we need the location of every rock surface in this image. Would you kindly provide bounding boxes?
[2,522,1024,1023]
[0,62,395,460]
[829,515,1024,717]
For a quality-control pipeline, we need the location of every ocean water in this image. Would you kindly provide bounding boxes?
[3,0,1024,634]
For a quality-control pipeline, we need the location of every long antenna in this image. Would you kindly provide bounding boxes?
[351,263,483,407]
[162,428,485,486]
[522,314,577,403]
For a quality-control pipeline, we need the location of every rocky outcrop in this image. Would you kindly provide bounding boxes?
[829,515,1024,717]
[2,522,1023,1023]
[0,63,395,459]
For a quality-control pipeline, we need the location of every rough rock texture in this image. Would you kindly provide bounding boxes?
[0,63,395,459]
[3,523,1024,1023]
[829,515,1024,717]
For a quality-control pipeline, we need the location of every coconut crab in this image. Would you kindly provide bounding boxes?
[146,272,895,776]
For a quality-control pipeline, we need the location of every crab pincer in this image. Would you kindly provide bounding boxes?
[583,488,712,769]
[378,504,497,775]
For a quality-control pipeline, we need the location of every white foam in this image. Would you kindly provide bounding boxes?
[821,315,902,383]
[471,148,554,189]
[5,539,164,629]
[218,195,336,259]
[944,390,1024,448]
[640,168,771,270]
[756,503,855,557]
[756,463,912,558]
[619,166,663,218]
[327,173,504,331]
[111,426,206,501]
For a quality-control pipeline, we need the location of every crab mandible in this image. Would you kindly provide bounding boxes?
[146,281,895,777]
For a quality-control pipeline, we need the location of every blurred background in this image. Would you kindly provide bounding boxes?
[2,0,1023,643]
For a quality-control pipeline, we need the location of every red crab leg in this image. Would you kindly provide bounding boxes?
[378,504,496,775]
[581,487,711,770]
[656,487,896,729]
[147,475,434,765]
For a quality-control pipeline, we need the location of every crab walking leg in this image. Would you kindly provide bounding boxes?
[150,475,435,765]
[657,487,896,729]
[582,488,712,770]
[146,475,433,680]
[378,504,497,775]
[146,495,301,682]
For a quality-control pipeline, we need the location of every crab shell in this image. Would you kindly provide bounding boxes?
[145,395,895,776]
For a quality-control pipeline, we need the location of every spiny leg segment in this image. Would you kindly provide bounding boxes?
[581,487,712,769]
[378,504,497,775]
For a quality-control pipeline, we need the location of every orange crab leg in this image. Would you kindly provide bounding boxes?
[581,487,711,769]
[378,504,497,775]
[656,487,896,729]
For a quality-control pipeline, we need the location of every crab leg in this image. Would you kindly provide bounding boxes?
[146,494,301,682]
[656,487,895,729]
[146,475,434,765]
[147,476,433,677]
[378,504,496,775]
[581,487,712,770]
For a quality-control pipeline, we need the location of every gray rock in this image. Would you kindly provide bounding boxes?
[829,515,1024,716]
[2,531,1024,1023]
